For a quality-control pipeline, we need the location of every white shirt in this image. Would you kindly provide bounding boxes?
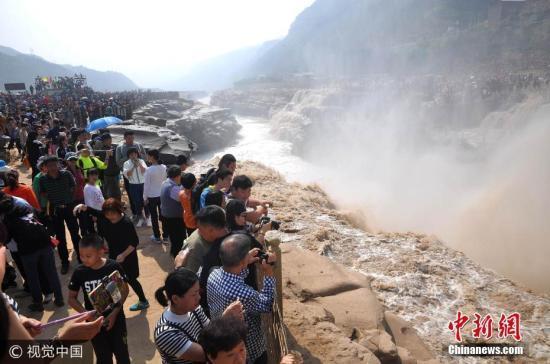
[84,184,105,211]
[123,158,147,184]
[143,164,166,198]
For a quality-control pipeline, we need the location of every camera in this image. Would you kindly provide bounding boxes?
[257,251,275,266]
[259,216,280,231]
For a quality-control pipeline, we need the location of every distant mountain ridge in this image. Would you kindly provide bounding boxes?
[0,45,138,92]
[170,40,278,92]
[177,0,550,91]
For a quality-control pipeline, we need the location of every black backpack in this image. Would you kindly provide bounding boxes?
[191,167,216,214]
[6,213,51,254]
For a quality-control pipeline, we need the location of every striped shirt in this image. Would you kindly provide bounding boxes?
[154,306,209,364]
[2,293,20,316]
[38,170,75,206]
[207,268,275,363]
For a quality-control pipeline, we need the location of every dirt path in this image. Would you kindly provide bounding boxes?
[6,158,170,363]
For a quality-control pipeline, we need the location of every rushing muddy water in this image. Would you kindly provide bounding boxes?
[198,116,319,183]
[193,112,549,362]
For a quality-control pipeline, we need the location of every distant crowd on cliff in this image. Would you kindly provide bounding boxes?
[0,80,297,363]
[1,77,178,130]
[337,71,550,106]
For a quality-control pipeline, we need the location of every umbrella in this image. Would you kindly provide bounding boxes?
[86,116,123,132]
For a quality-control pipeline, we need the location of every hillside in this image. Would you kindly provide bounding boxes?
[250,0,550,77]
[0,45,138,91]
[169,40,277,91]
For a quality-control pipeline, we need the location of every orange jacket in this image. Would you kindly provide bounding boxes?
[3,184,41,210]
[179,189,197,229]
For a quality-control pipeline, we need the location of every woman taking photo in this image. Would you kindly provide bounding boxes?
[154,268,242,364]
[55,134,75,161]
[225,199,268,245]
[96,198,149,312]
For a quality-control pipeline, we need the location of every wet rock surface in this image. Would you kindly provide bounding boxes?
[130,99,241,153]
[210,160,550,363]
[107,123,196,165]
[211,87,295,118]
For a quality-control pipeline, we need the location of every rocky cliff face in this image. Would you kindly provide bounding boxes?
[131,99,241,153]
[250,0,550,77]
[210,86,295,118]
[107,98,240,163]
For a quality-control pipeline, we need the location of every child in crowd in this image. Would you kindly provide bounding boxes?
[68,234,131,364]
[84,169,105,213]
[178,173,197,236]
[123,147,147,226]
[81,168,104,235]
[143,149,166,243]
[97,198,149,311]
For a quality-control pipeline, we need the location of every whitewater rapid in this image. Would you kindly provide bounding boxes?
[199,116,319,183]
[194,113,549,362]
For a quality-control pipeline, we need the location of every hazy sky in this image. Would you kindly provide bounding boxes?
[0,0,315,87]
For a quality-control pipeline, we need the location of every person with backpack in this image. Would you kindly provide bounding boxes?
[55,134,75,161]
[197,154,237,190]
[0,192,54,302]
[160,166,185,256]
[77,147,106,183]
[0,193,64,312]
[94,134,121,200]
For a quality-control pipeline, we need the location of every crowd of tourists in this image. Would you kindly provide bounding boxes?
[0,87,297,363]
[0,77,178,132]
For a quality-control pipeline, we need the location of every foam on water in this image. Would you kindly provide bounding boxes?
[196,112,549,362]
[198,116,319,183]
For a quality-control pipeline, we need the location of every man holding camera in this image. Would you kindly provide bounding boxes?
[207,234,276,364]
[95,133,121,200]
